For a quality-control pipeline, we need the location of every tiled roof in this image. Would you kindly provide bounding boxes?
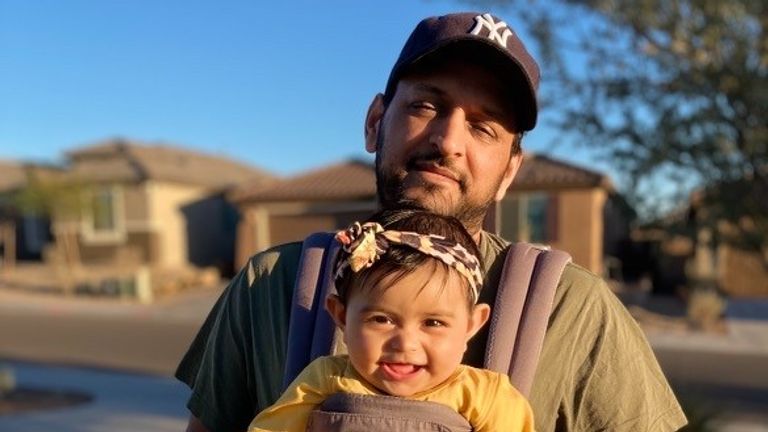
[512,154,612,191]
[232,154,611,203]
[231,159,376,202]
[65,138,275,189]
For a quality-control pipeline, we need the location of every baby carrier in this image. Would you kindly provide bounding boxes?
[283,232,571,431]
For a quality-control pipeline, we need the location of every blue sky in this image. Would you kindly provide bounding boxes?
[0,0,612,179]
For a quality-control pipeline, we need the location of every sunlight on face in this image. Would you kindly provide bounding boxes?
[371,60,522,233]
[340,264,487,396]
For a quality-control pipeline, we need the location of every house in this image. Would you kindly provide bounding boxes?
[230,159,377,268]
[490,154,627,276]
[231,155,627,275]
[45,139,275,277]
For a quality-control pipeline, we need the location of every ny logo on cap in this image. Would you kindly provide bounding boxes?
[470,13,512,48]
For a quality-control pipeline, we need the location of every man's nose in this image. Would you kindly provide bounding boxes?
[430,109,466,158]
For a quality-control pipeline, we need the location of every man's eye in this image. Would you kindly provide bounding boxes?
[471,123,495,138]
[409,101,437,113]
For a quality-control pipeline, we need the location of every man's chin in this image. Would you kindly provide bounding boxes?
[396,189,461,216]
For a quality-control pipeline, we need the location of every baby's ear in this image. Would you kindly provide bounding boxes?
[325,294,347,330]
[466,303,491,341]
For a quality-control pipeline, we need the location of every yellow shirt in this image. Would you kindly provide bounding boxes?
[249,355,534,432]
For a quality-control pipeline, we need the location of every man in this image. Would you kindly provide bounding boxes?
[177,12,687,432]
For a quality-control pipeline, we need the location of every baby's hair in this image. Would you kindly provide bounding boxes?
[334,208,483,308]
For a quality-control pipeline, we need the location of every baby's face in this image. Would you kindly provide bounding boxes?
[335,264,489,397]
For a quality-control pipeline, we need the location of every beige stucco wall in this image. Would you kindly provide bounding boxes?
[553,188,607,275]
[123,183,149,222]
[269,210,374,246]
[77,231,157,264]
[145,181,210,268]
[497,188,607,274]
[70,182,188,267]
[57,182,152,265]
[237,189,610,275]
[235,200,377,269]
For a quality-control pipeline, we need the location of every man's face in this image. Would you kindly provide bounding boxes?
[365,58,523,235]
[328,264,489,397]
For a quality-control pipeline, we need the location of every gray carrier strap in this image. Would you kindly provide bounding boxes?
[283,232,339,389]
[306,393,472,432]
[284,234,571,399]
[483,242,571,397]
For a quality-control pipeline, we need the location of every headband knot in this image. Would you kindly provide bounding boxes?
[335,222,386,272]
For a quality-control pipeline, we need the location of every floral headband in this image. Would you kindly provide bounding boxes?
[333,221,483,303]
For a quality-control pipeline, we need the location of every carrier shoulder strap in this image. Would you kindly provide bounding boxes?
[483,242,571,397]
[282,232,339,389]
[284,234,571,397]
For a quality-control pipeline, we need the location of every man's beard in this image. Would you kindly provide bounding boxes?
[374,129,496,232]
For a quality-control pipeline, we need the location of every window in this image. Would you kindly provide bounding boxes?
[499,193,557,244]
[82,185,125,243]
[92,188,117,232]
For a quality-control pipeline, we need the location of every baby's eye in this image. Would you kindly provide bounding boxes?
[424,319,446,328]
[367,315,393,325]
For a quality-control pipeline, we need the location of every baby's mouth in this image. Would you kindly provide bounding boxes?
[379,362,424,381]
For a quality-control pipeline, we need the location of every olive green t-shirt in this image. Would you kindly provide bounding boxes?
[176,233,686,431]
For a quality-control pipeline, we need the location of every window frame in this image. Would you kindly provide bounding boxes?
[81,184,126,244]
[499,192,558,244]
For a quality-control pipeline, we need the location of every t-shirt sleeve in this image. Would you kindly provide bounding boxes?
[248,357,339,432]
[531,266,687,431]
[578,281,687,431]
[174,244,302,432]
[472,373,534,432]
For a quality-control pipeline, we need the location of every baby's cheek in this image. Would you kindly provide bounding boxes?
[428,337,466,365]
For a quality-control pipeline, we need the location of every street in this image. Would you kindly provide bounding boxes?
[0,287,215,376]
[0,311,199,376]
[1,286,767,431]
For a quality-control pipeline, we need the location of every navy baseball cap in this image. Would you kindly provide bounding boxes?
[385,12,540,131]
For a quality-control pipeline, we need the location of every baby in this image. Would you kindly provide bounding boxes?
[249,209,534,431]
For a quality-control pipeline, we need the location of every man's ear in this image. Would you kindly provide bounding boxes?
[494,152,523,202]
[466,303,491,342]
[325,294,347,331]
[364,93,385,154]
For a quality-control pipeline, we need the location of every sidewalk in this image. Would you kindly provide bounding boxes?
[647,318,768,357]
[628,295,768,357]
[0,360,189,432]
